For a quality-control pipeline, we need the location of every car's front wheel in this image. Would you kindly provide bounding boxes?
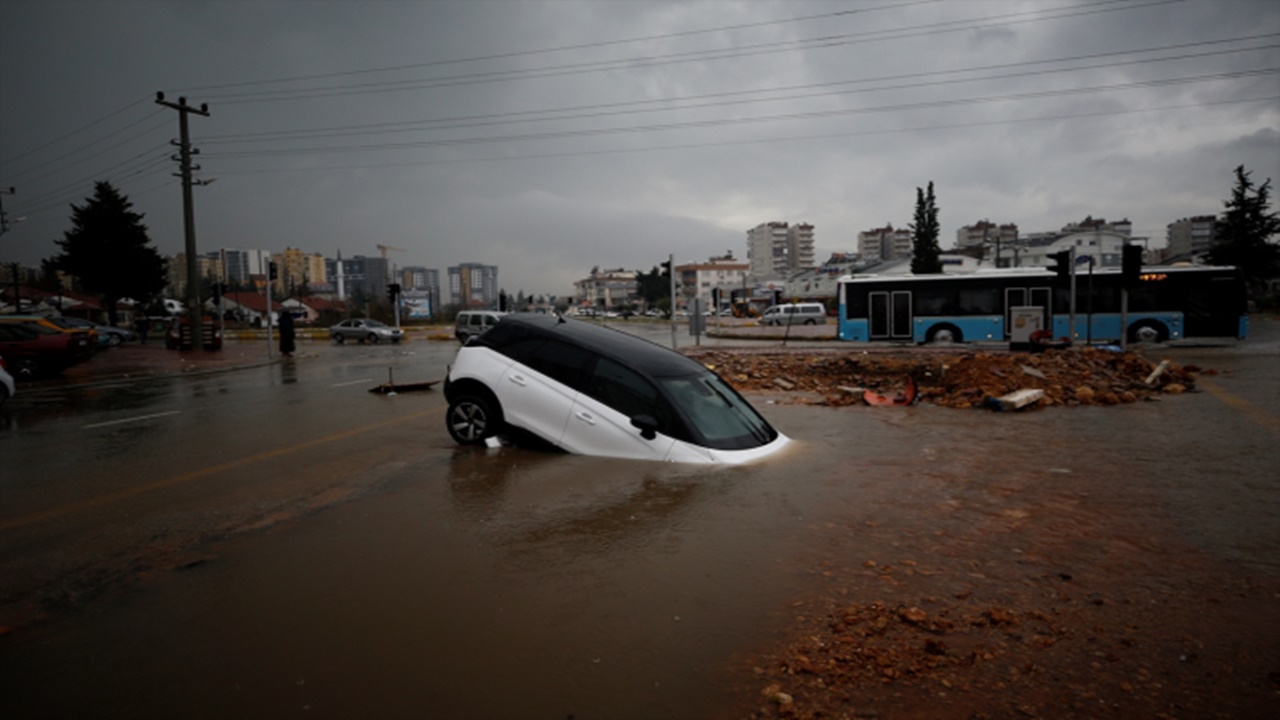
[367,332,379,344]
[447,394,501,445]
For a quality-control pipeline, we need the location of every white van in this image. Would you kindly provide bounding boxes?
[759,302,827,326]
[455,310,507,343]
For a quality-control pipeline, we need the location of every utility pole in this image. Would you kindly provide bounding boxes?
[155,93,210,344]
[0,187,15,236]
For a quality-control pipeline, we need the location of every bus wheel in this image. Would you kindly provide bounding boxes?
[1129,320,1167,344]
[927,324,963,344]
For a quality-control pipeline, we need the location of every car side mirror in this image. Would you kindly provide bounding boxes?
[630,414,659,441]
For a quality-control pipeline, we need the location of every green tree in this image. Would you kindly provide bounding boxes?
[910,181,942,274]
[1207,165,1280,296]
[53,181,167,325]
[636,265,669,309]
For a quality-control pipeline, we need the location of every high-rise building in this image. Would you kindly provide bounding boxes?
[956,220,1019,249]
[747,221,815,280]
[857,224,913,264]
[448,263,499,308]
[1166,216,1217,258]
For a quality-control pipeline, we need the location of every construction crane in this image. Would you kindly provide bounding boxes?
[376,244,406,259]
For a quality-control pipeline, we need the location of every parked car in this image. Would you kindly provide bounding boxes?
[758,302,827,326]
[330,318,403,344]
[0,355,14,405]
[0,314,99,347]
[0,322,96,377]
[443,313,790,464]
[52,316,137,346]
[454,310,506,343]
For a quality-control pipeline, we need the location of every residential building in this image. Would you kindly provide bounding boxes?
[1019,230,1136,269]
[955,220,1019,250]
[219,248,272,287]
[857,224,913,264]
[278,247,327,295]
[1062,215,1132,237]
[325,255,391,301]
[448,262,499,309]
[675,252,749,309]
[573,267,638,310]
[1166,215,1217,258]
[746,221,816,281]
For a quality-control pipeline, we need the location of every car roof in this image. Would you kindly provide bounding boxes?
[480,313,708,379]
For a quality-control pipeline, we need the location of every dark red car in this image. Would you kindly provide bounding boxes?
[0,322,96,377]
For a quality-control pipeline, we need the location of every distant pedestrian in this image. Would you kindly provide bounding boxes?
[135,316,149,343]
[278,310,296,356]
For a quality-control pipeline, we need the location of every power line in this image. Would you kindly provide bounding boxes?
[201,68,1279,159]
[9,115,174,188]
[0,95,153,168]
[199,36,1279,145]
[206,95,1279,176]
[192,0,1179,104]
[170,0,946,93]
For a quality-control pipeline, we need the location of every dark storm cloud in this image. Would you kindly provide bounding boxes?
[2,0,1277,295]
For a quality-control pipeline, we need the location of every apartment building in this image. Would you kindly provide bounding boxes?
[857,224,913,264]
[955,220,1019,249]
[448,262,499,309]
[676,253,749,309]
[746,221,815,281]
[1166,215,1217,258]
[573,267,639,310]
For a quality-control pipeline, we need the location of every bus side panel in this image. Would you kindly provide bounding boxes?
[840,319,870,342]
[912,316,1004,342]
[1053,312,1184,342]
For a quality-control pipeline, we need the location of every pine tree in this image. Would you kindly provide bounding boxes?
[1208,165,1280,296]
[910,181,943,274]
[53,181,168,325]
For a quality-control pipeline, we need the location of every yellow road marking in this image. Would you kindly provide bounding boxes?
[1199,377,1280,437]
[1,404,443,534]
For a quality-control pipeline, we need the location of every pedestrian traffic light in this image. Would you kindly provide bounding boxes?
[1047,250,1071,282]
[268,262,278,281]
[387,283,401,302]
[1121,244,1143,288]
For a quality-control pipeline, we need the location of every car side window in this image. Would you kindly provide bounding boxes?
[585,358,671,428]
[521,339,592,391]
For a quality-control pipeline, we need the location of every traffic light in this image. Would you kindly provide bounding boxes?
[1121,244,1143,288]
[268,262,278,281]
[387,283,401,303]
[660,260,671,279]
[1047,250,1071,282]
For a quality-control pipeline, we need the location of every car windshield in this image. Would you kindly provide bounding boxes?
[658,372,776,450]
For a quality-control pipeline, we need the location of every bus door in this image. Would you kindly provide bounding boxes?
[869,291,913,340]
[1003,286,1052,338]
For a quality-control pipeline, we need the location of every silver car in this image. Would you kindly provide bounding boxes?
[329,318,404,344]
[0,354,15,406]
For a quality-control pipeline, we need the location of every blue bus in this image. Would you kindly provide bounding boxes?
[837,265,1248,344]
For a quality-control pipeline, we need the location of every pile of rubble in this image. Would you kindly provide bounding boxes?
[691,347,1202,409]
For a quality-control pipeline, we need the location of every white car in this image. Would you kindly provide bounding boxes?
[0,355,15,406]
[443,314,790,464]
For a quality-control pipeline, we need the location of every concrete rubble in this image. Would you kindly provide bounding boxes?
[689,346,1202,409]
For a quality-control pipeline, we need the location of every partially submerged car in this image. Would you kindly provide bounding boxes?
[444,313,789,464]
[330,318,404,344]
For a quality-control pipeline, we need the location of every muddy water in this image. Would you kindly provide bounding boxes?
[4,338,1279,718]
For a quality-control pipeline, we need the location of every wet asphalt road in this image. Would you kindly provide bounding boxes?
[0,319,1277,718]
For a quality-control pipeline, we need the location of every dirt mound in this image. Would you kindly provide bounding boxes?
[691,347,1199,409]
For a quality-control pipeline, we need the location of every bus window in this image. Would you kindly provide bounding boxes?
[959,288,999,314]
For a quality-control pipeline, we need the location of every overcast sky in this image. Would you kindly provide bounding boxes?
[2,0,1277,296]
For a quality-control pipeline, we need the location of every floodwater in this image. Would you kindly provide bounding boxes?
[2,321,1278,719]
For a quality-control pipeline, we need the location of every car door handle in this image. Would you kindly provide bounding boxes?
[574,411,596,425]
[508,373,528,387]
